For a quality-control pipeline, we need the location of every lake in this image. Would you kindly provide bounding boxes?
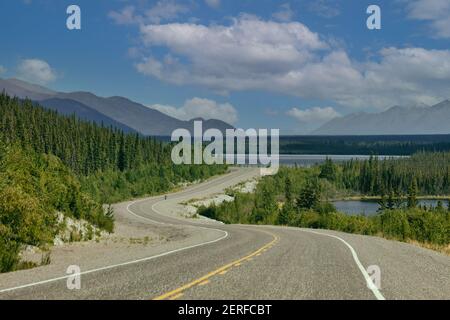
[233,154,407,167]
[333,200,450,216]
[278,154,406,167]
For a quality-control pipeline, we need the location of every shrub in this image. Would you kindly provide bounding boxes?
[0,237,21,273]
[378,210,411,241]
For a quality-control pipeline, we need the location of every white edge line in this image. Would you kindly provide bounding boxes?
[300,229,386,300]
[0,197,229,294]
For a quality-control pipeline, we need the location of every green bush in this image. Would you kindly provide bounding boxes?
[0,237,21,273]
[0,146,115,272]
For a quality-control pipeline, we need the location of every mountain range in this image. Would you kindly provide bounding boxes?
[313,100,450,135]
[0,78,233,136]
[2,78,449,136]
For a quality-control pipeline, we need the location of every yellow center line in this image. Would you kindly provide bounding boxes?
[168,293,183,300]
[152,231,279,300]
[198,279,210,286]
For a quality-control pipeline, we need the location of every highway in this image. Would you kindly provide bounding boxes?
[0,168,449,300]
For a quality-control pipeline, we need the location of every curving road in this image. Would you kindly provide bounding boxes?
[0,168,449,300]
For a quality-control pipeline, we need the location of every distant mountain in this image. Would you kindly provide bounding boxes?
[0,78,233,136]
[0,78,55,100]
[313,101,450,135]
[40,98,137,133]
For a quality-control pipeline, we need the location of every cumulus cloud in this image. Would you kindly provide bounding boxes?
[287,107,340,124]
[406,0,450,38]
[272,3,294,22]
[17,59,56,85]
[205,0,220,9]
[109,0,189,26]
[149,97,238,124]
[132,15,450,110]
[136,15,327,88]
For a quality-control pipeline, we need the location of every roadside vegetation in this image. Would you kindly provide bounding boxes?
[0,93,227,272]
[199,155,450,254]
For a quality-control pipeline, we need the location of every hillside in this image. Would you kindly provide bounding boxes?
[0,92,227,272]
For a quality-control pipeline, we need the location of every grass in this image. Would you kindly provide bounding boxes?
[407,240,450,256]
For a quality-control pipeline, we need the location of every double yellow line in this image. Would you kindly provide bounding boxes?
[153,231,279,300]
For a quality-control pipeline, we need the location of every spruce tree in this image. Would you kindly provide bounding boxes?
[296,179,320,211]
[407,178,418,209]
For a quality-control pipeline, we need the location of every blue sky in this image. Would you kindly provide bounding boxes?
[0,0,449,133]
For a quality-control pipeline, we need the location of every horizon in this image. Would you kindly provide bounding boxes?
[2,76,450,136]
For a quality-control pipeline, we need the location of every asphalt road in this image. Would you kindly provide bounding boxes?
[0,168,449,300]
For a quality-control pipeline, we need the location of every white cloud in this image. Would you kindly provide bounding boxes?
[17,59,56,85]
[146,0,189,24]
[272,3,294,22]
[108,6,138,25]
[132,15,450,110]
[205,0,220,9]
[149,97,238,124]
[359,47,450,108]
[406,0,450,38]
[0,65,6,75]
[137,15,327,89]
[308,0,340,18]
[109,1,189,26]
[287,107,340,124]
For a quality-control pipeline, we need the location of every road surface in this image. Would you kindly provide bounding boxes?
[0,168,449,300]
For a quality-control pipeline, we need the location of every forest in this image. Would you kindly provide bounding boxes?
[199,154,450,253]
[323,153,450,196]
[0,93,227,272]
[279,135,450,155]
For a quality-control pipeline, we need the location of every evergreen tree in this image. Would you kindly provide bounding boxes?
[296,179,321,210]
[278,176,295,225]
[387,191,395,210]
[285,176,293,205]
[378,191,388,212]
[436,200,444,211]
[319,157,336,181]
[407,178,418,209]
[117,135,127,172]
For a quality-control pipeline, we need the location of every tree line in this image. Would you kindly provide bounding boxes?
[0,93,170,175]
[322,154,450,196]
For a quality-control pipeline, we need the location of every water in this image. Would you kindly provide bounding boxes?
[333,200,449,216]
[233,154,406,167]
[278,154,405,167]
